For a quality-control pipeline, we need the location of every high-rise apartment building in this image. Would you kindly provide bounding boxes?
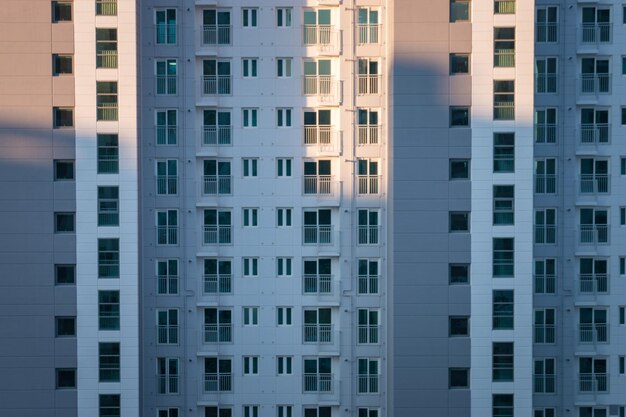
[2,1,626,417]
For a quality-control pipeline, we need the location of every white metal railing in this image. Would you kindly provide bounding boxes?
[536,23,558,43]
[303,274,333,294]
[357,75,381,94]
[358,24,379,44]
[203,373,232,392]
[203,274,232,294]
[156,76,176,95]
[580,74,611,94]
[202,24,231,45]
[534,325,555,344]
[303,225,333,245]
[203,175,232,195]
[358,325,379,344]
[579,273,608,294]
[579,174,609,194]
[157,325,178,344]
[304,75,336,96]
[156,126,176,145]
[303,175,333,195]
[97,103,118,121]
[494,49,515,67]
[578,373,608,393]
[580,23,612,45]
[157,175,177,195]
[579,324,608,343]
[203,125,232,145]
[358,225,380,245]
[536,74,557,93]
[303,25,340,53]
[158,375,179,394]
[204,324,232,343]
[580,124,610,144]
[157,275,178,294]
[358,274,379,294]
[358,374,380,393]
[534,374,555,393]
[96,0,117,16]
[358,125,381,145]
[494,0,515,14]
[157,226,178,246]
[303,373,333,393]
[358,175,380,195]
[535,225,556,245]
[96,50,118,68]
[203,75,231,95]
[535,174,556,194]
[535,124,557,143]
[579,225,609,245]
[534,274,555,294]
[203,226,232,245]
[303,324,333,343]
[494,102,515,120]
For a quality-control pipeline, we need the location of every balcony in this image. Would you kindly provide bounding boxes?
[97,103,118,121]
[303,76,341,104]
[203,75,231,95]
[303,175,335,196]
[204,324,232,343]
[358,175,380,195]
[357,75,381,95]
[303,25,341,55]
[303,324,333,343]
[157,325,178,344]
[303,373,333,393]
[203,274,232,294]
[303,274,333,295]
[358,24,379,44]
[580,74,611,95]
[579,225,609,245]
[579,174,609,194]
[579,23,612,46]
[534,124,557,144]
[158,275,178,295]
[203,373,232,393]
[578,273,608,294]
[535,225,556,245]
[156,126,177,145]
[578,373,608,393]
[303,226,334,245]
[357,374,380,394]
[158,376,179,395]
[96,50,118,69]
[203,226,232,245]
[304,126,340,153]
[535,174,556,194]
[157,226,178,246]
[202,175,232,195]
[358,325,379,344]
[534,374,555,393]
[579,123,610,144]
[157,175,178,195]
[358,274,379,294]
[579,324,608,343]
[358,125,381,145]
[202,24,231,45]
[202,125,232,146]
[358,225,380,245]
[96,0,117,16]
[156,76,176,95]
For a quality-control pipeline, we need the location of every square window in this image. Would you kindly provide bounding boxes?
[243,257,258,277]
[450,0,470,22]
[450,54,470,74]
[493,394,514,417]
[449,368,469,388]
[243,159,258,177]
[277,307,292,325]
[55,264,75,284]
[243,356,259,375]
[99,394,120,417]
[53,107,74,128]
[56,368,76,388]
[277,356,293,374]
[55,212,75,233]
[449,316,469,336]
[53,55,73,75]
[243,208,259,227]
[52,1,72,22]
[449,264,469,284]
[55,316,76,337]
[450,159,470,179]
[450,107,470,127]
[277,258,292,276]
[54,160,75,180]
[449,212,470,232]
[243,307,259,325]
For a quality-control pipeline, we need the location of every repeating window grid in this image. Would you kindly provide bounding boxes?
[242,58,258,78]
[157,259,179,295]
[157,357,179,394]
[277,356,293,375]
[243,158,258,177]
[277,208,293,227]
[243,257,258,277]
[277,158,292,177]
[243,307,259,326]
[243,356,259,375]
[243,208,259,227]
[277,257,292,277]
[277,307,292,326]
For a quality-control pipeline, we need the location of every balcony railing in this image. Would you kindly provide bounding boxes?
[534,274,556,294]
[580,124,610,144]
[96,50,118,68]
[358,325,379,344]
[357,75,381,95]
[536,74,557,93]
[158,275,178,294]
[204,324,232,343]
[534,374,555,393]
[203,274,232,294]
[97,103,118,121]
[203,175,232,195]
[358,125,380,145]
[579,373,608,393]
[580,23,612,45]
[358,175,380,195]
[203,226,232,245]
[581,74,611,95]
[98,261,119,278]
[203,373,232,392]
[535,174,556,194]
[494,0,515,14]
[203,125,232,146]
[536,23,558,43]
[303,175,333,195]
[579,324,608,343]
[358,274,379,294]
[203,75,231,95]
[303,373,333,393]
[534,325,555,344]
[157,226,178,245]
[358,374,380,393]
[303,324,333,343]
[156,24,176,44]
[579,174,609,194]
[358,225,380,245]
[535,225,556,245]
[358,24,379,44]
[158,376,179,394]
[494,49,515,67]
[157,76,176,95]
[98,213,118,227]
[156,126,177,145]
[494,102,515,120]
[579,273,608,294]
[96,0,117,16]
[157,176,177,195]
[579,225,609,245]
[303,225,333,245]
[202,24,231,45]
[304,75,337,97]
[303,25,340,53]
[303,274,333,294]
[534,124,557,144]
[157,325,178,344]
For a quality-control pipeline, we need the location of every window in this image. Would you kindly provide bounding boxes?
[304,59,333,96]
[534,408,555,417]
[96,28,117,69]
[277,8,292,27]
[449,264,469,284]
[96,0,117,16]
[581,7,611,44]
[242,8,258,27]
[535,208,556,244]
[242,58,258,78]
[494,80,515,120]
[621,307,625,325]
[243,208,258,227]
[304,407,332,417]
[97,134,118,174]
[156,159,178,195]
[358,259,379,294]
[276,258,292,276]
[621,257,625,275]
[156,9,176,44]
[535,57,557,93]
[277,307,292,325]
[205,407,233,417]
[203,357,232,392]
[494,28,515,67]
[303,258,332,294]
[534,308,556,344]
[358,209,379,245]
[56,368,76,388]
[99,395,120,417]
[156,59,176,95]
[450,159,469,179]
[158,357,179,394]
[357,58,380,94]
[243,307,259,325]
[277,58,292,77]
[450,54,469,74]
[243,257,258,277]
[202,160,231,195]
[99,342,120,382]
[493,394,513,417]
[98,238,119,278]
[450,0,470,22]
[358,8,380,44]
[535,158,556,194]
[157,259,178,295]
[304,109,333,146]
[493,342,514,382]
[579,358,609,393]
[53,107,73,128]
[536,6,558,43]
[242,158,258,177]
[357,159,379,195]
[581,57,610,94]
[358,358,380,393]
[202,9,231,45]
[52,1,72,22]
[53,54,73,75]
[277,158,292,177]
[203,59,232,95]
[449,212,470,232]
[243,357,259,375]
[243,108,258,127]
[304,209,333,245]
[54,160,74,180]
[620,356,625,374]
[98,186,119,227]
[493,290,514,329]
[357,108,380,145]
[450,106,469,127]
[358,309,379,344]
[580,158,609,194]
[55,316,76,336]
[277,108,292,127]
[449,316,469,336]
[535,108,557,143]
[493,185,514,225]
[243,407,259,417]
[98,290,119,330]
[449,368,469,388]
[580,107,609,145]
[277,208,292,227]
[579,307,608,343]
[358,409,379,417]
[157,309,179,344]
[55,264,75,285]
[493,238,514,277]
[55,212,75,233]
[203,209,232,245]
[202,109,231,145]
[156,109,177,145]
[203,308,232,343]
[96,81,118,122]
[494,133,514,173]
[579,208,609,245]
[534,258,556,294]
[304,308,332,342]
[534,358,556,393]
[158,409,179,417]
[495,0,515,14]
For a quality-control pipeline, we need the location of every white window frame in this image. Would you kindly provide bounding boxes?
[243,257,258,277]
[277,8,292,27]
[277,307,292,326]
[277,356,293,375]
[157,357,179,394]
[242,108,258,128]
[243,158,258,177]
[276,158,292,177]
[156,259,179,295]
[277,208,293,227]
[243,307,259,326]
[277,108,292,127]
[243,356,259,375]
[243,208,259,227]
[276,58,292,78]
[242,8,258,27]
[242,58,258,78]
[277,257,292,277]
